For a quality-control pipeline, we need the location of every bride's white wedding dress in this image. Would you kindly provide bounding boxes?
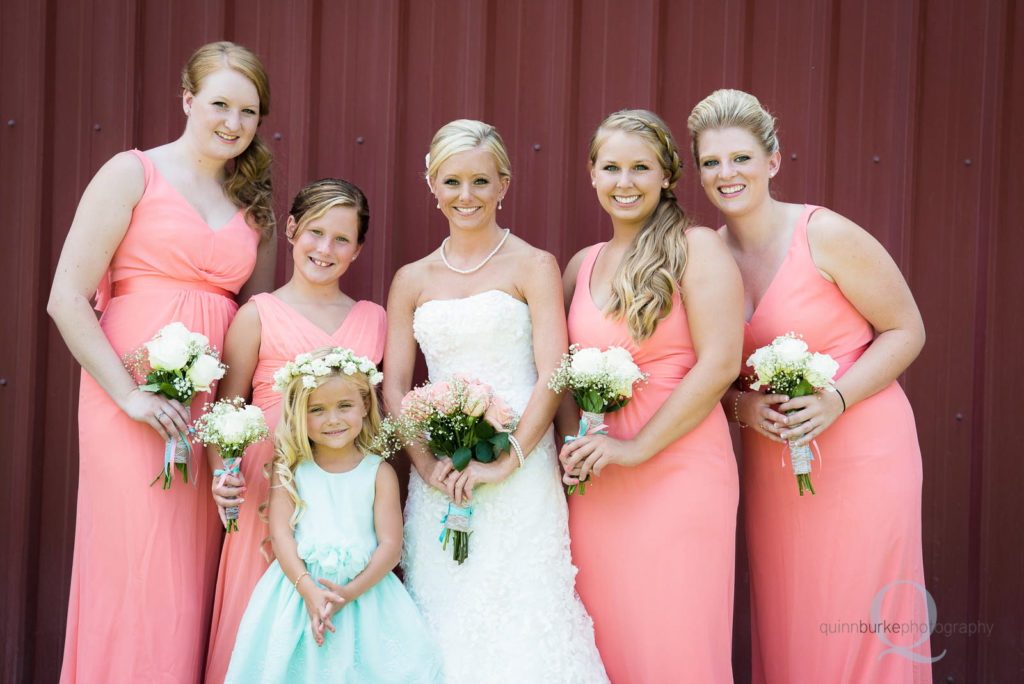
[402,289,608,684]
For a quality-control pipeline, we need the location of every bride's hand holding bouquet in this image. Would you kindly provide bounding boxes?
[375,374,520,564]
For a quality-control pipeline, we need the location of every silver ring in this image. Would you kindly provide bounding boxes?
[157,411,166,420]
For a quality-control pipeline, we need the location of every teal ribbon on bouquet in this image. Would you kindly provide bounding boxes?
[438,503,472,542]
[439,502,473,564]
[214,456,242,531]
[151,429,195,490]
[563,415,608,495]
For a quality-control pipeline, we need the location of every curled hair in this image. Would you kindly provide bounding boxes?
[271,347,382,529]
[686,89,779,167]
[425,119,512,181]
[182,41,275,239]
[589,110,693,342]
[287,178,370,244]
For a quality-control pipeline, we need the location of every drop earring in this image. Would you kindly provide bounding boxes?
[498,199,503,210]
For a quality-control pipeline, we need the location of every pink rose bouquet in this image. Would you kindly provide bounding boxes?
[376,375,519,564]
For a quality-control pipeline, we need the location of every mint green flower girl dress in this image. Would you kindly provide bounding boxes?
[225,455,443,683]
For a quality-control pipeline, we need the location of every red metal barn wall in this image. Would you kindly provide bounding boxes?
[1,1,1019,682]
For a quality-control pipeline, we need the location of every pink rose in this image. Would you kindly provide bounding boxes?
[428,382,458,415]
[401,389,430,422]
[483,396,515,431]
[463,383,490,417]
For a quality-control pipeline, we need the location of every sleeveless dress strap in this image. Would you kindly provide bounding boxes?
[94,150,152,312]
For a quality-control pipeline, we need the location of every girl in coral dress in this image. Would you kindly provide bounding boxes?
[559,110,744,683]
[48,42,276,683]
[204,178,386,682]
[688,89,931,683]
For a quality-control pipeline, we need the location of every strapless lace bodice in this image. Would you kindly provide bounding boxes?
[413,289,535,413]
[402,289,608,684]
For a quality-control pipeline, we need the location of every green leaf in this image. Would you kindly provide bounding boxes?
[490,432,510,452]
[474,441,495,463]
[790,377,815,398]
[452,446,472,471]
[474,421,495,440]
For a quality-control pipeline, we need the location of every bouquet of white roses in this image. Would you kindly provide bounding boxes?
[193,397,270,532]
[123,322,226,489]
[548,345,647,494]
[383,374,519,564]
[746,333,839,496]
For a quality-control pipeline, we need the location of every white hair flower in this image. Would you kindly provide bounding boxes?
[273,347,382,392]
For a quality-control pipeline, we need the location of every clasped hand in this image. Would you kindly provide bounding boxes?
[122,387,191,442]
[422,456,513,507]
[558,434,639,485]
[211,469,247,510]
[300,577,350,647]
[738,390,844,446]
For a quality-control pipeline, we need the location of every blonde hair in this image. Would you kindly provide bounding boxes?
[286,177,370,244]
[182,41,274,238]
[589,109,693,343]
[686,89,779,166]
[425,119,512,181]
[271,347,382,528]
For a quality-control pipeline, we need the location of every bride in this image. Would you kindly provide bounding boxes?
[383,119,607,683]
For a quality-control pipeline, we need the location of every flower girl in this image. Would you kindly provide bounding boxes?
[224,347,442,683]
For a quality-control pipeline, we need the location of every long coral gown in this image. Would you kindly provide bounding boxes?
[742,204,931,683]
[60,149,260,683]
[205,293,385,684]
[566,243,739,683]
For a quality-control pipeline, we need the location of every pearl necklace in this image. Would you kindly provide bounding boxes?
[439,228,511,275]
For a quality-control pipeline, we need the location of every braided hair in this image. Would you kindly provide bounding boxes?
[588,110,693,343]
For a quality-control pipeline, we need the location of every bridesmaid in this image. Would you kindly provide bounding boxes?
[47,42,275,683]
[559,109,743,682]
[204,178,386,683]
[687,89,931,682]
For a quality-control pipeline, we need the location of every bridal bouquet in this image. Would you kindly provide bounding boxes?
[123,322,226,489]
[746,333,839,496]
[382,375,519,564]
[193,398,270,532]
[548,345,647,494]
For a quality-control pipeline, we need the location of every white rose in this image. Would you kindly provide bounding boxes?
[157,322,192,346]
[243,404,265,422]
[146,336,190,371]
[188,331,210,350]
[602,346,634,369]
[218,411,249,444]
[294,353,313,365]
[806,353,839,387]
[773,336,809,365]
[187,354,224,392]
[570,348,603,378]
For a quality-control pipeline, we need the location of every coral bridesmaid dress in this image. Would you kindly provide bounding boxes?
[60,149,260,683]
[204,293,385,683]
[567,243,739,683]
[742,204,931,683]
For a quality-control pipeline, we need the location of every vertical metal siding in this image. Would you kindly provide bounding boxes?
[0,1,1018,681]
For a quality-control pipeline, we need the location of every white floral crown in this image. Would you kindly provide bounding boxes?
[272,347,383,393]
